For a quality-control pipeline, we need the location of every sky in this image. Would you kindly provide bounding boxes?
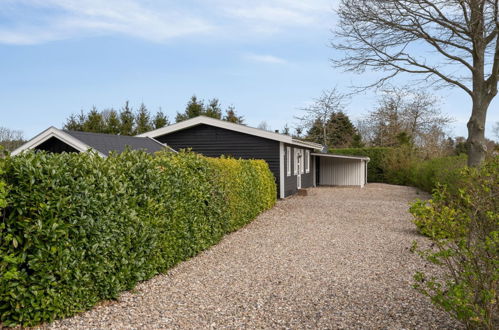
[0,0,497,140]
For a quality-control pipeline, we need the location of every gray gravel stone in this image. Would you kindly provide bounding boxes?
[46,184,461,329]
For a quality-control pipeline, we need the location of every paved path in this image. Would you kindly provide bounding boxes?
[49,184,460,329]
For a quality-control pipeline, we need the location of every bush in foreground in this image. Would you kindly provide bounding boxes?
[0,150,276,327]
[410,157,498,329]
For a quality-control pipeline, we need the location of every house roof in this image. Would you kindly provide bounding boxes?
[311,153,370,161]
[64,130,167,156]
[11,127,170,157]
[137,116,324,150]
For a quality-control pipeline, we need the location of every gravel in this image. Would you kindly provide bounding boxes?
[46,183,461,329]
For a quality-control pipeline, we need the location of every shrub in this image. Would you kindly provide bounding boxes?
[381,144,419,185]
[408,154,467,193]
[410,157,498,329]
[330,147,392,182]
[0,150,276,327]
[0,155,6,210]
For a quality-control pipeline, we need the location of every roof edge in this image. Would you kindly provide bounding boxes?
[11,127,105,157]
[138,116,323,150]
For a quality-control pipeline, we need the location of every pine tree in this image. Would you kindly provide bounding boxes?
[223,106,244,124]
[103,109,121,134]
[119,101,135,136]
[63,111,85,131]
[327,111,358,148]
[176,95,204,122]
[135,103,153,134]
[82,107,105,133]
[153,109,169,129]
[204,99,223,119]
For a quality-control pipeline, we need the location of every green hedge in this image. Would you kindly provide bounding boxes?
[0,150,276,327]
[407,154,467,193]
[330,147,392,182]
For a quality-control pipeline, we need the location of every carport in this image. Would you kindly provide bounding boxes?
[312,153,370,188]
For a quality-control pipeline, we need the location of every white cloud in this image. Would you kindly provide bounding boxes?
[0,0,215,45]
[0,0,338,45]
[245,53,287,64]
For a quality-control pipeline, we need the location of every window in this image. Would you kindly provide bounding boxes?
[286,147,291,176]
[305,150,310,173]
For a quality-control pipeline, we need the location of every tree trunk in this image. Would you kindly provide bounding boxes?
[467,94,490,167]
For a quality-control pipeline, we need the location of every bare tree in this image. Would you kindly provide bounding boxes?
[333,0,499,166]
[257,121,272,131]
[296,88,347,146]
[0,127,25,151]
[362,88,453,155]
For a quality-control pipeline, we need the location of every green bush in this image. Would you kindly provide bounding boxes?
[410,157,498,329]
[0,150,276,327]
[408,154,467,193]
[381,145,419,185]
[330,147,392,182]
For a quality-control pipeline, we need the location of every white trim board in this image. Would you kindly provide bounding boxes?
[311,153,370,161]
[279,142,285,199]
[138,116,323,150]
[11,127,105,157]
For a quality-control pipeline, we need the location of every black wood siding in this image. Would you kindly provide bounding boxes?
[35,137,80,153]
[283,144,315,197]
[155,124,281,197]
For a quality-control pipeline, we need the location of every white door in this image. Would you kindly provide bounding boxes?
[297,152,302,189]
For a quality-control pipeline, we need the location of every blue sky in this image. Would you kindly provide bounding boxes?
[0,0,497,140]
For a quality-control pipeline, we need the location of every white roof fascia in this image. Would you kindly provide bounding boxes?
[11,127,106,157]
[311,152,370,161]
[291,139,323,149]
[137,116,323,150]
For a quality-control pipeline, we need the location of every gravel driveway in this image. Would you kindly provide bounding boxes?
[47,184,461,329]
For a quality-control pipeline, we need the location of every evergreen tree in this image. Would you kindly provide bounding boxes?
[223,106,244,124]
[176,95,204,122]
[119,101,135,135]
[63,111,85,131]
[82,107,105,133]
[327,111,358,148]
[204,98,223,119]
[153,109,169,129]
[135,103,153,134]
[306,119,325,144]
[103,109,121,134]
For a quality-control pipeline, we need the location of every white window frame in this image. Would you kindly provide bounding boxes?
[305,150,310,173]
[286,147,291,176]
[293,148,298,175]
[300,149,305,174]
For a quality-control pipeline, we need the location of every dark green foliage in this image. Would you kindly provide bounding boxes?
[63,101,168,136]
[104,110,121,134]
[176,95,205,122]
[135,104,153,134]
[408,155,467,193]
[175,95,244,124]
[306,112,358,148]
[0,150,276,326]
[330,147,392,182]
[204,99,223,119]
[410,157,498,328]
[119,102,135,135]
[153,110,169,129]
[328,111,358,148]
